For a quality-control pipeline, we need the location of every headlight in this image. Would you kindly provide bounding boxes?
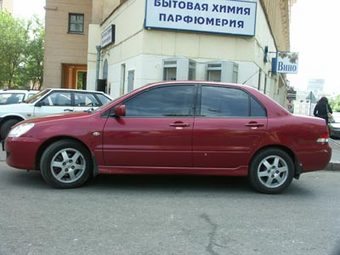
[8,123,35,138]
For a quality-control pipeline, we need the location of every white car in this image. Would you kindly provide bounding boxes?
[0,88,112,140]
[0,90,39,105]
[329,112,340,139]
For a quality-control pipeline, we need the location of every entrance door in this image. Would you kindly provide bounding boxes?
[62,64,87,89]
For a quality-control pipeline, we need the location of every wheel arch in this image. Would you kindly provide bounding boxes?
[0,115,25,125]
[249,145,298,176]
[35,136,98,176]
[0,116,26,140]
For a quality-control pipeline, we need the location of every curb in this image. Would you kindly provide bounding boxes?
[326,162,340,171]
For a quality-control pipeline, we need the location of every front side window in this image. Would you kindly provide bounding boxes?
[40,92,72,106]
[124,85,195,117]
[200,86,266,117]
[68,13,84,34]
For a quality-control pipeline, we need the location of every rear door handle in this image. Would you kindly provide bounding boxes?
[245,122,264,128]
[169,122,190,128]
[64,109,74,112]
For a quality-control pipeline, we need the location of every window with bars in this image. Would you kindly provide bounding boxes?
[68,13,84,34]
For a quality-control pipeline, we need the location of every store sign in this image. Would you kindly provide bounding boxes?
[145,0,257,36]
[287,89,297,100]
[101,25,115,48]
[276,52,299,74]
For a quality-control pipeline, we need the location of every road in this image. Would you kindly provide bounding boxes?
[0,162,340,255]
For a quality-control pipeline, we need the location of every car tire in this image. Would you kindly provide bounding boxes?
[0,119,20,140]
[40,139,92,188]
[249,149,294,194]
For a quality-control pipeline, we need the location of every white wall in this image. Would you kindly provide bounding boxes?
[87,0,288,106]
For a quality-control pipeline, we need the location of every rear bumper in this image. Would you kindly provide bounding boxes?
[297,146,332,172]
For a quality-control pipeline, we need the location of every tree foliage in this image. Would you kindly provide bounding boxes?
[0,12,44,89]
[329,95,340,112]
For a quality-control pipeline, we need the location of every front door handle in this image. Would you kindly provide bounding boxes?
[64,109,74,112]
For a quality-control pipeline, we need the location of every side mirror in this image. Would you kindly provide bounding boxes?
[113,105,126,117]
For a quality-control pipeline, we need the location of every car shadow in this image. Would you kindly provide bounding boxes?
[5,169,316,197]
[88,174,251,194]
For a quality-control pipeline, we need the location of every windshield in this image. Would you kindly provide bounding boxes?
[25,89,51,103]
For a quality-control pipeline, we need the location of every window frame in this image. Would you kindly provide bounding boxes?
[68,13,84,34]
[197,85,267,118]
[121,84,198,118]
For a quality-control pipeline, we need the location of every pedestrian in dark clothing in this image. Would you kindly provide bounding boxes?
[313,96,333,124]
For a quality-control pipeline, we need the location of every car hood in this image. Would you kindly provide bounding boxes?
[330,122,340,128]
[23,111,91,124]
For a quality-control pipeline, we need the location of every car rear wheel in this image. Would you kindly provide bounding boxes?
[249,149,294,194]
[40,140,92,188]
[0,119,20,140]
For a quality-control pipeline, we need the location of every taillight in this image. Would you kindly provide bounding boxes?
[316,132,329,144]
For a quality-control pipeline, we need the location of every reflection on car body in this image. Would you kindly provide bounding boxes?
[5,81,332,194]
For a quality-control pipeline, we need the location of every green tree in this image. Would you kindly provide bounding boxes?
[330,95,340,112]
[0,12,44,89]
[22,16,44,89]
[0,11,27,88]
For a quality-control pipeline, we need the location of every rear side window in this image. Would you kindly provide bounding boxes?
[96,94,111,105]
[200,86,266,117]
[124,85,195,117]
[0,93,25,104]
[74,92,100,107]
[250,96,266,117]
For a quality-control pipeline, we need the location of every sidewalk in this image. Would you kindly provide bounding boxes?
[328,139,340,171]
[1,140,340,170]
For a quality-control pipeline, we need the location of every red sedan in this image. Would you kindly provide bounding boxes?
[5,81,331,193]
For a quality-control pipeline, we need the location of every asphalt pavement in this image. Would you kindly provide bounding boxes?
[1,162,340,255]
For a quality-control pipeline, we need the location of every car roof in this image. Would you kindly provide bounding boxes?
[45,88,105,93]
[44,88,112,96]
[0,89,39,93]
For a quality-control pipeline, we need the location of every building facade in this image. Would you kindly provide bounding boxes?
[0,0,13,12]
[44,0,295,106]
[44,0,93,90]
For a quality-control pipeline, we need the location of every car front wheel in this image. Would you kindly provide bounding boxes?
[0,119,20,140]
[249,149,294,194]
[40,140,92,188]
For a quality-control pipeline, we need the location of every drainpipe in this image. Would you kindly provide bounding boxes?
[96,45,102,90]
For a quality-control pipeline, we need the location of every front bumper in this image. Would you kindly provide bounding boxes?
[5,136,41,170]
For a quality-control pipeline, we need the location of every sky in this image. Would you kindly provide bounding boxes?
[288,0,340,95]
[12,0,45,20]
[11,0,340,95]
